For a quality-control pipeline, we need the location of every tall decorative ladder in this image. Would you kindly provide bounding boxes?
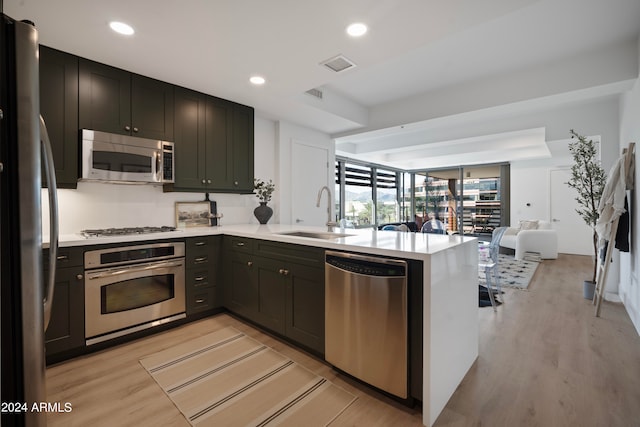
[594,142,635,316]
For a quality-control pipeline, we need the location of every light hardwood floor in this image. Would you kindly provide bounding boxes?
[45,254,640,426]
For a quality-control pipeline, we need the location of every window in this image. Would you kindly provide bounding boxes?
[376,169,399,224]
[335,158,508,233]
[335,160,400,228]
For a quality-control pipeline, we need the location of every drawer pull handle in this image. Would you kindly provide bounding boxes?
[279,269,289,276]
[56,255,68,260]
[194,257,207,263]
[195,276,205,281]
[195,299,205,304]
[236,242,245,247]
[195,241,206,246]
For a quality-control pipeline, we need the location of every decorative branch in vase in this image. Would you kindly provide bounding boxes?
[253,178,275,224]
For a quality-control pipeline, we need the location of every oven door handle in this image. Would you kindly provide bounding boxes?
[87,259,184,279]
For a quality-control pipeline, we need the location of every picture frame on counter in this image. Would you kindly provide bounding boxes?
[175,201,211,228]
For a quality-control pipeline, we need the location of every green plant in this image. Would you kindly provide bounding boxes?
[566,129,607,283]
[254,178,275,203]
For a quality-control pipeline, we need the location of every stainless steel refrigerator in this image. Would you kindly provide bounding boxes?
[1,12,59,427]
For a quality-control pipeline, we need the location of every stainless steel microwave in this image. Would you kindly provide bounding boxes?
[80,129,174,184]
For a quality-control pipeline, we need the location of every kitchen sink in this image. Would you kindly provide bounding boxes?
[277,231,355,240]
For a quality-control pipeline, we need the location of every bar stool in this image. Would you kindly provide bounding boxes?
[479,227,508,311]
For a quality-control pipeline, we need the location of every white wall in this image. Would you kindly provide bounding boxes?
[510,98,619,218]
[619,36,640,335]
[275,121,334,225]
[43,116,277,236]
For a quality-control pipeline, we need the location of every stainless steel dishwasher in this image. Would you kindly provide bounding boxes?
[325,250,408,398]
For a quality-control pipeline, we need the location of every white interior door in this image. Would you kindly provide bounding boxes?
[550,169,593,255]
[291,142,329,226]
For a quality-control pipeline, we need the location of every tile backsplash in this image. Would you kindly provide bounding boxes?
[41,181,268,236]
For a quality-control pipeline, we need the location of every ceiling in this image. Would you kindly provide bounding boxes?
[5,0,640,169]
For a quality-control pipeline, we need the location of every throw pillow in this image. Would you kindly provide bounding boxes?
[519,220,539,230]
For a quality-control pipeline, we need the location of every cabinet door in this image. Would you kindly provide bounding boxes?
[45,267,84,357]
[205,96,233,189]
[286,264,325,354]
[131,74,174,140]
[231,104,254,191]
[39,46,79,188]
[79,59,131,135]
[173,87,207,189]
[227,252,259,320]
[254,257,286,334]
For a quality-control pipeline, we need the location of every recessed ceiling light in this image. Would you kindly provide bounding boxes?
[109,21,135,36]
[250,76,266,85]
[346,22,367,37]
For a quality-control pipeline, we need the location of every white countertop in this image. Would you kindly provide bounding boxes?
[50,224,476,260]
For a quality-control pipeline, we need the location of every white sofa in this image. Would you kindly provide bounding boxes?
[499,220,558,260]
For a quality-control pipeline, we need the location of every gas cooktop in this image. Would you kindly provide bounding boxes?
[81,226,177,238]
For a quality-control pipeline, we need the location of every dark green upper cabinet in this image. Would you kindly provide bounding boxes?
[232,103,255,192]
[173,87,207,189]
[39,46,79,188]
[79,59,174,141]
[205,97,233,189]
[131,74,174,140]
[168,89,253,193]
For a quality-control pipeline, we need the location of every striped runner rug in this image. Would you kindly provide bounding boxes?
[140,327,356,426]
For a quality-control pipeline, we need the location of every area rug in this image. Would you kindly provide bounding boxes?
[139,327,356,426]
[478,254,540,290]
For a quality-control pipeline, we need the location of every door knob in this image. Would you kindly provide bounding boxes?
[124,125,131,132]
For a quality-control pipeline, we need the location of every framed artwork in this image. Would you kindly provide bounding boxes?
[175,202,211,228]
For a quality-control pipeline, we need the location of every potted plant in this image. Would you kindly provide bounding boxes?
[253,178,275,224]
[566,129,607,299]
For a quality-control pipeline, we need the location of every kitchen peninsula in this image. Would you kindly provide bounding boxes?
[48,224,478,427]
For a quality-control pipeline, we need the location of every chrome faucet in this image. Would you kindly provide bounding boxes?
[316,186,337,227]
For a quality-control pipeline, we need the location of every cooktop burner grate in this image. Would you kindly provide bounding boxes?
[81,226,177,238]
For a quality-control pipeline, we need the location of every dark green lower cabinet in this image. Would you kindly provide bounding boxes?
[223,238,325,355]
[285,263,324,353]
[226,252,259,320]
[252,256,324,353]
[45,267,84,358]
[185,236,221,316]
[254,257,286,334]
[186,268,218,315]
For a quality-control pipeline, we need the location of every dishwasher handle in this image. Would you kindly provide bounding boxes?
[325,251,407,277]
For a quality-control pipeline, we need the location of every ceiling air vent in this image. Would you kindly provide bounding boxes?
[305,88,323,99]
[320,54,356,73]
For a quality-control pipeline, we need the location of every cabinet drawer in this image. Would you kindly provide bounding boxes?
[186,236,215,253]
[187,252,213,268]
[186,236,219,266]
[228,236,253,253]
[43,246,84,269]
[186,268,215,289]
[254,240,324,267]
[186,287,216,315]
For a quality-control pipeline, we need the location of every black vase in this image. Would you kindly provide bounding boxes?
[254,202,273,224]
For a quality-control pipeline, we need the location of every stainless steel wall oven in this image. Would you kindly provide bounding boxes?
[84,242,186,345]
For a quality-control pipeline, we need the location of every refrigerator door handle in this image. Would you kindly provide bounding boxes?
[40,115,59,331]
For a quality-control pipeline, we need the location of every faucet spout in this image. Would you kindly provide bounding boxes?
[316,186,337,227]
[316,186,330,207]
